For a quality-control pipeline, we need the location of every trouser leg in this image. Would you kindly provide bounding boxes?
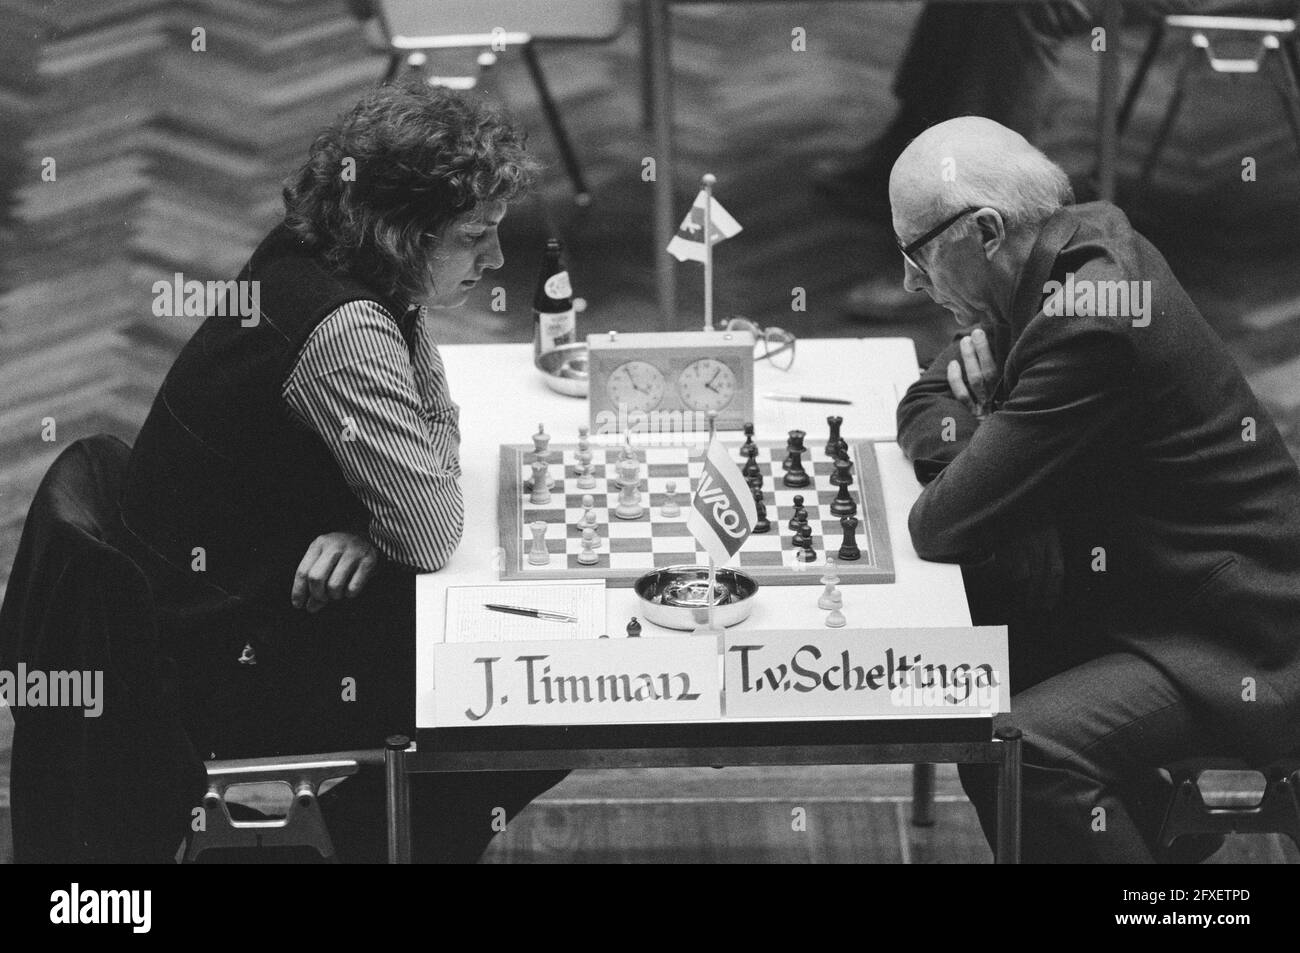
[958,651,1232,863]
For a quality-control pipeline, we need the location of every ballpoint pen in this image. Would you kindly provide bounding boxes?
[483,603,579,623]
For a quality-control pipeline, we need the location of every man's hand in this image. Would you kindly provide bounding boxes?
[947,327,999,419]
[291,532,380,612]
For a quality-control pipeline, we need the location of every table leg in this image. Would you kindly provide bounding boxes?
[646,0,676,326]
[911,763,936,827]
[385,734,412,864]
[994,726,1023,864]
[1097,0,1123,201]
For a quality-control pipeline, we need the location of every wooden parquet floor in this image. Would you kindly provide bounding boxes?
[2,0,1299,864]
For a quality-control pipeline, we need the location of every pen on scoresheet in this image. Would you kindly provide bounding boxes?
[763,393,853,406]
[483,603,579,623]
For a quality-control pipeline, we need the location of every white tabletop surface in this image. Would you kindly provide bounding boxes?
[415,338,972,728]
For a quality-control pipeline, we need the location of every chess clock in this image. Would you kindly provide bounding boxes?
[587,330,755,434]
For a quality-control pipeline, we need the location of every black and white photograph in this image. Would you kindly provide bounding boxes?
[1,0,1298,914]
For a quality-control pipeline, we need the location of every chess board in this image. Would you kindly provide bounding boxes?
[497,439,894,587]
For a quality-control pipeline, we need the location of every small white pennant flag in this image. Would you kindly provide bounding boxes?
[666,189,743,263]
[685,434,758,566]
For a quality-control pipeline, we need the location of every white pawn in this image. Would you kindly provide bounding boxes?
[818,557,841,610]
[577,527,599,565]
[824,589,845,627]
[576,461,597,490]
[661,480,681,519]
[581,493,598,528]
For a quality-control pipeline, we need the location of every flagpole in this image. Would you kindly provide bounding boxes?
[704,409,719,633]
[702,173,715,333]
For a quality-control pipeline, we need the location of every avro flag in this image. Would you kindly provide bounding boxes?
[666,189,742,263]
[686,435,758,566]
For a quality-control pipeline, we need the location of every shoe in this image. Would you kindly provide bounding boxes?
[842,274,945,322]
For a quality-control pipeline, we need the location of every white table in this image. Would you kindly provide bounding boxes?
[391,338,1019,864]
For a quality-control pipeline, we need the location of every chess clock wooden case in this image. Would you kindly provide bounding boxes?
[587,330,755,433]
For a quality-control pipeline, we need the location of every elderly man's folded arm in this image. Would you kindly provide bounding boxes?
[897,333,986,484]
[283,318,466,575]
[906,325,1134,563]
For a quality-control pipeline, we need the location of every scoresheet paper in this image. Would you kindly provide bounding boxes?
[444,582,607,643]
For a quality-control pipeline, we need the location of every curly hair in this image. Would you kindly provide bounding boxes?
[282,80,538,305]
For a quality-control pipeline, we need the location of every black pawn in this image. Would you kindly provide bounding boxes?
[752,488,771,533]
[794,526,816,562]
[741,443,761,480]
[627,617,642,638]
[741,422,757,458]
[787,494,809,533]
[830,458,857,517]
[838,515,861,561]
[825,415,843,458]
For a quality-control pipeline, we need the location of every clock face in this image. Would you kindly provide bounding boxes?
[606,360,666,412]
[678,357,737,412]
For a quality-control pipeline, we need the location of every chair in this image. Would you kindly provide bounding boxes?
[0,435,206,862]
[1116,6,1300,186]
[1155,757,1300,860]
[353,0,627,206]
[0,435,384,863]
[184,750,384,862]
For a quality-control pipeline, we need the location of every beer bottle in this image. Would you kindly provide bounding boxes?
[533,238,576,364]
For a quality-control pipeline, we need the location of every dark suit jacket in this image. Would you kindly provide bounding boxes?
[897,201,1300,756]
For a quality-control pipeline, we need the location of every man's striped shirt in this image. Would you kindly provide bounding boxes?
[281,300,464,573]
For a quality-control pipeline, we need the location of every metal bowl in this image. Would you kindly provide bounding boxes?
[536,342,589,397]
[634,565,759,631]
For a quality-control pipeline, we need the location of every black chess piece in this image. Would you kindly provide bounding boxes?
[783,441,811,488]
[741,422,757,458]
[742,443,761,480]
[787,494,809,532]
[752,488,771,533]
[747,471,764,492]
[838,515,861,561]
[830,457,857,517]
[825,415,843,458]
[794,525,816,562]
[627,617,642,638]
[835,437,850,462]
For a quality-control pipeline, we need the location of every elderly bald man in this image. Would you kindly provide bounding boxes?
[893,118,1300,863]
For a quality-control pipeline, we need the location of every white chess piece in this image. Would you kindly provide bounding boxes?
[581,493,598,528]
[528,460,550,505]
[818,559,841,610]
[533,423,554,489]
[661,480,681,518]
[614,455,643,519]
[527,520,550,566]
[824,604,846,628]
[577,527,599,565]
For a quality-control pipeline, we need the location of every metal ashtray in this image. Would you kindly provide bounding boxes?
[634,565,759,631]
[536,342,589,397]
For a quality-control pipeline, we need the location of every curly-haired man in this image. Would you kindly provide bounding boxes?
[119,81,564,862]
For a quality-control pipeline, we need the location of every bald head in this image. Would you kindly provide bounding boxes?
[890,117,1072,233]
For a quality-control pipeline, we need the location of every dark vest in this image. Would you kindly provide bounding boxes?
[120,224,410,611]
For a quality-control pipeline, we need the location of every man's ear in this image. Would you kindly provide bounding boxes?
[975,208,1005,260]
